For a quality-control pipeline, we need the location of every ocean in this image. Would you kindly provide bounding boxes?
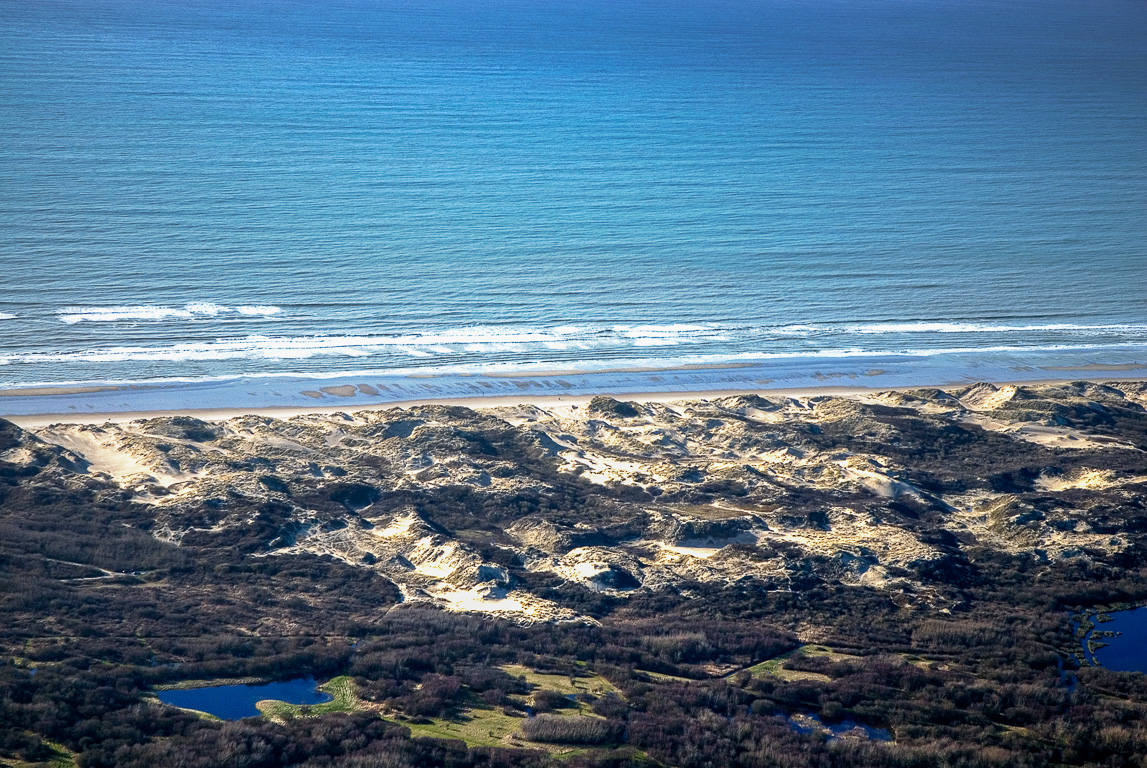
[1,0,1145,412]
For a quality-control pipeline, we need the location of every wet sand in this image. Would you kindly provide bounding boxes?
[3,347,1146,427]
[4,375,1145,429]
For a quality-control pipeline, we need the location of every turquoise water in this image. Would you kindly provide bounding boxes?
[1,0,1145,394]
[157,678,332,720]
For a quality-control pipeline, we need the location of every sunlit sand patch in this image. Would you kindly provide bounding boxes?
[763,513,940,569]
[0,446,39,465]
[428,585,525,613]
[1035,469,1119,492]
[654,542,723,559]
[739,408,788,424]
[946,496,1131,560]
[535,547,644,592]
[960,413,1139,450]
[411,543,464,579]
[402,537,482,581]
[37,425,196,486]
[423,584,583,623]
[571,561,608,578]
[858,391,962,415]
[835,460,922,499]
[959,384,1020,411]
[557,448,648,485]
[1034,469,1147,493]
[372,512,418,539]
[38,427,151,479]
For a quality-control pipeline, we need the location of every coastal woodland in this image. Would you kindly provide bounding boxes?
[2,381,1147,767]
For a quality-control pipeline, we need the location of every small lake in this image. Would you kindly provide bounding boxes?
[1082,607,1147,672]
[157,677,331,720]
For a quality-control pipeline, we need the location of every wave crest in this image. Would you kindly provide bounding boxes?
[4,321,1146,368]
[58,304,282,324]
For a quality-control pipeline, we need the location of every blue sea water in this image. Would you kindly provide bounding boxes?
[1,0,1145,398]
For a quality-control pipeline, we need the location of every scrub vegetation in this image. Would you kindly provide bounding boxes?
[2,383,1147,767]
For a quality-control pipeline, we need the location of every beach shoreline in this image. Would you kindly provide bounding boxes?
[3,346,1146,427]
[4,372,1145,428]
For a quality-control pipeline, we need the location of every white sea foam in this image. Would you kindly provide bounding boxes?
[5,325,723,365]
[618,324,710,337]
[5,332,1146,369]
[45,309,1147,345]
[0,313,16,321]
[720,322,1147,338]
[840,322,1140,335]
[182,302,227,315]
[58,304,283,324]
[632,338,681,347]
[60,306,195,324]
[8,321,1147,387]
[7,342,1147,395]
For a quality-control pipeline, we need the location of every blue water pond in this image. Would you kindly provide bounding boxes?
[1084,607,1147,673]
[158,677,331,720]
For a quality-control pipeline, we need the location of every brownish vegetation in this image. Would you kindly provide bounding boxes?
[2,383,1147,767]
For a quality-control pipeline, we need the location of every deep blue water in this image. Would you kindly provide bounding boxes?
[157,678,332,720]
[1,0,1145,391]
[1085,607,1147,673]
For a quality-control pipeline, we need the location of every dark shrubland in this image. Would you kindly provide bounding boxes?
[521,715,622,745]
[2,386,1147,768]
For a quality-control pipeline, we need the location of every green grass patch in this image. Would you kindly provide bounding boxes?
[257,676,359,719]
[500,664,620,698]
[635,669,693,683]
[402,674,618,755]
[152,676,267,691]
[744,651,795,677]
[404,702,528,748]
[405,703,610,757]
[0,737,77,768]
[741,644,855,682]
[142,693,221,721]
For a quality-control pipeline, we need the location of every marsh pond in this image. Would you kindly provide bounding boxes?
[1080,607,1147,672]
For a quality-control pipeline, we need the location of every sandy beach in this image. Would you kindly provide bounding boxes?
[3,345,1146,428]
[5,372,1147,428]
[0,386,869,427]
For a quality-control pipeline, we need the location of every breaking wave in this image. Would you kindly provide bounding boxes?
[840,322,1145,334]
[2,320,1146,367]
[57,304,283,324]
[2,318,1145,389]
